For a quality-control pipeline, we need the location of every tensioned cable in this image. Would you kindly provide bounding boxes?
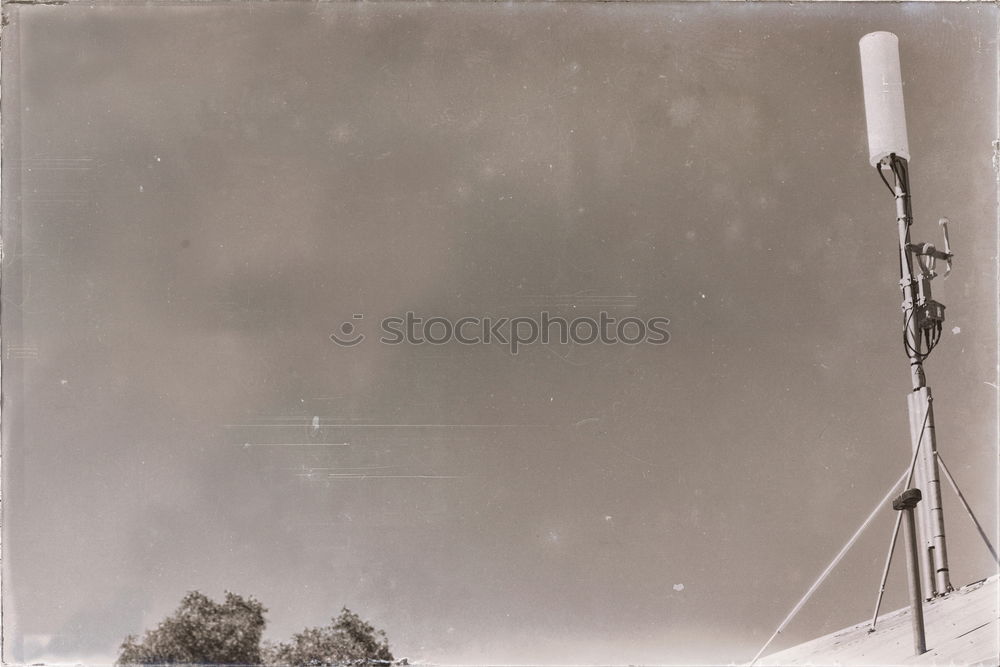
[748,467,910,666]
[936,451,1000,565]
[877,163,896,195]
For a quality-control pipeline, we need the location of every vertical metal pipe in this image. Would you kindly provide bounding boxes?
[894,488,927,656]
[892,159,923,392]
[920,389,952,594]
[907,390,936,598]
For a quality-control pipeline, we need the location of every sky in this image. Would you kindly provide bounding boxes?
[2,2,997,665]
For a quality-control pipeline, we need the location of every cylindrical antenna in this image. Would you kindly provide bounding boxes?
[860,32,910,166]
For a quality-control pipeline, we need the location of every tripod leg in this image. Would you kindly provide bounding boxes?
[869,510,903,632]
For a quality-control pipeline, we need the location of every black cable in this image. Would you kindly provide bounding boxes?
[888,154,905,188]
[877,164,896,195]
[930,321,943,353]
[888,155,937,363]
[902,309,920,357]
[879,155,943,363]
[902,307,931,362]
[903,306,945,362]
[927,319,942,356]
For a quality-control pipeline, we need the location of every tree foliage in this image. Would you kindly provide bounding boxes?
[118,591,267,665]
[117,593,397,666]
[265,608,395,666]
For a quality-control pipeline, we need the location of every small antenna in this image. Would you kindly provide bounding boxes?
[938,218,953,278]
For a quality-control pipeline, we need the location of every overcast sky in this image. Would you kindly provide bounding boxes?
[3,2,997,664]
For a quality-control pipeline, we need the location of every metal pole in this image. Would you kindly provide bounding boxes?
[936,451,1000,565]
[921,389,951,596]
[893,488,927,656]
[893,157,952,596]
[907,390,936,597]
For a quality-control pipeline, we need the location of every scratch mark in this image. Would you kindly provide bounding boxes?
[243,442,351,448]
[324,474,465,480]
[541,346,589,367]
[289,465,395,472]
[611,442,660,467]
[6,344,38,360]
[228,424,551,429]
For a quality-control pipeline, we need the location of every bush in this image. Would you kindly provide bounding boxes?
[265,608,395,666]
[117,593,398,666]
[118,591,267,665]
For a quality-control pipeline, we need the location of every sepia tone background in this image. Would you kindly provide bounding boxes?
[2,2,996,664]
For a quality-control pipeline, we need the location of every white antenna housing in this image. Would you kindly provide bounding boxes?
[859,31,910,166]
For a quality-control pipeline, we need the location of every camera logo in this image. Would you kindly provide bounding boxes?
[329,313,366,347]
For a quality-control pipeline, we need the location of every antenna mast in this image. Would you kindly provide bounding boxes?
[860,31,954,598]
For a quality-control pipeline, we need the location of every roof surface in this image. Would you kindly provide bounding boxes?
[758,575,999,666]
